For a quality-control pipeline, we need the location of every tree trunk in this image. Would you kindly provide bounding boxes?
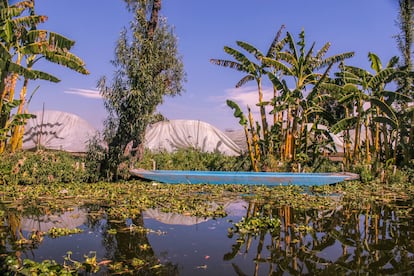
[147,0,161,40]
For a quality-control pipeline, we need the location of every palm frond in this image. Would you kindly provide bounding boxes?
[341,65,369,79]
[308,62,334,99]
[11,15,47,29]
[318,83,344,96]
[26,30,75,50]
[227,99,247,126]
[335,68,363,83]
[274,51,297,68]
[383,90,413,103]
[0,7,23,20]
[267,71,289,92]
[44,51,89,75]
[303,41,316,68]
[386,56,399,68]
[6,62,36,79]
[285,31,298,60]
[29,69,60,82]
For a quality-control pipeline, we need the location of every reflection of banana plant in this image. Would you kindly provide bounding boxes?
[225,196,414,274]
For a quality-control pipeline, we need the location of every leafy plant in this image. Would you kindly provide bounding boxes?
[0,150,88,185]
[136,148,250,171]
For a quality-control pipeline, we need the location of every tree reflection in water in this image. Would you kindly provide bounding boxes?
[85,204,180,275]
[225,198,414,275]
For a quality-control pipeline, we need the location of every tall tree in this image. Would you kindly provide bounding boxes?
[394,0,414,164]
[99,0,185,179]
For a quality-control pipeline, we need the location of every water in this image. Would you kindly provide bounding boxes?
[1,197,414,275]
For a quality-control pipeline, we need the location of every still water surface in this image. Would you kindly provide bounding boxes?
[2,196,414,275]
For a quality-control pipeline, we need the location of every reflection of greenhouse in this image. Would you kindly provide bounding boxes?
[143,200,248,225]
[20,207,87,232]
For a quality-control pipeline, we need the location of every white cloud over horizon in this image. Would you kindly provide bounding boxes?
[223,85,274,107]
[64,88,102,99]
[209,85,275,123]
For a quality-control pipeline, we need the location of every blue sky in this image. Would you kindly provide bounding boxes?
[26,0,400,131]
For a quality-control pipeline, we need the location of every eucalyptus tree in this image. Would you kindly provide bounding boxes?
[99,0,185,179]
[0,0,89,153]
[394,0,414,164]
[262,29,354,164]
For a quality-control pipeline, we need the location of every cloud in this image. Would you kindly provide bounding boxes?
[64,88,102,99]
[211,85,274,107]
[210,85,276,124]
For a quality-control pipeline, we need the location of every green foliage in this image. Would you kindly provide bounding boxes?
[0,150,88,185]
[136,148,250,171]
[99,1,186,180]
[231,214,280,236]
[213,27,355,172]
[1,0,89,154]
[47,227,83,238]
[84,134,107,182]
[3,256,75,276]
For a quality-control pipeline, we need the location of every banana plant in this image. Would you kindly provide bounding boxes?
[331,53,400,165]
[0,0,89,153]
[227,99,259,171]
[10,28,89,151]
[210,25,286,155]
[263,29,354,163]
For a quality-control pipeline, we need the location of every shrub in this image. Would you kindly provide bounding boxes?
[135,148,250,171]
[0,150,88,185]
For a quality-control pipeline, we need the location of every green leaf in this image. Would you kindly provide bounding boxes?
[370,97,398,122]
[30,69,60,82]
[226,99,247,126]
[368,52,382,73]
[331,117,358,133]
[236,41,264,60]
[372,116,398,129]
